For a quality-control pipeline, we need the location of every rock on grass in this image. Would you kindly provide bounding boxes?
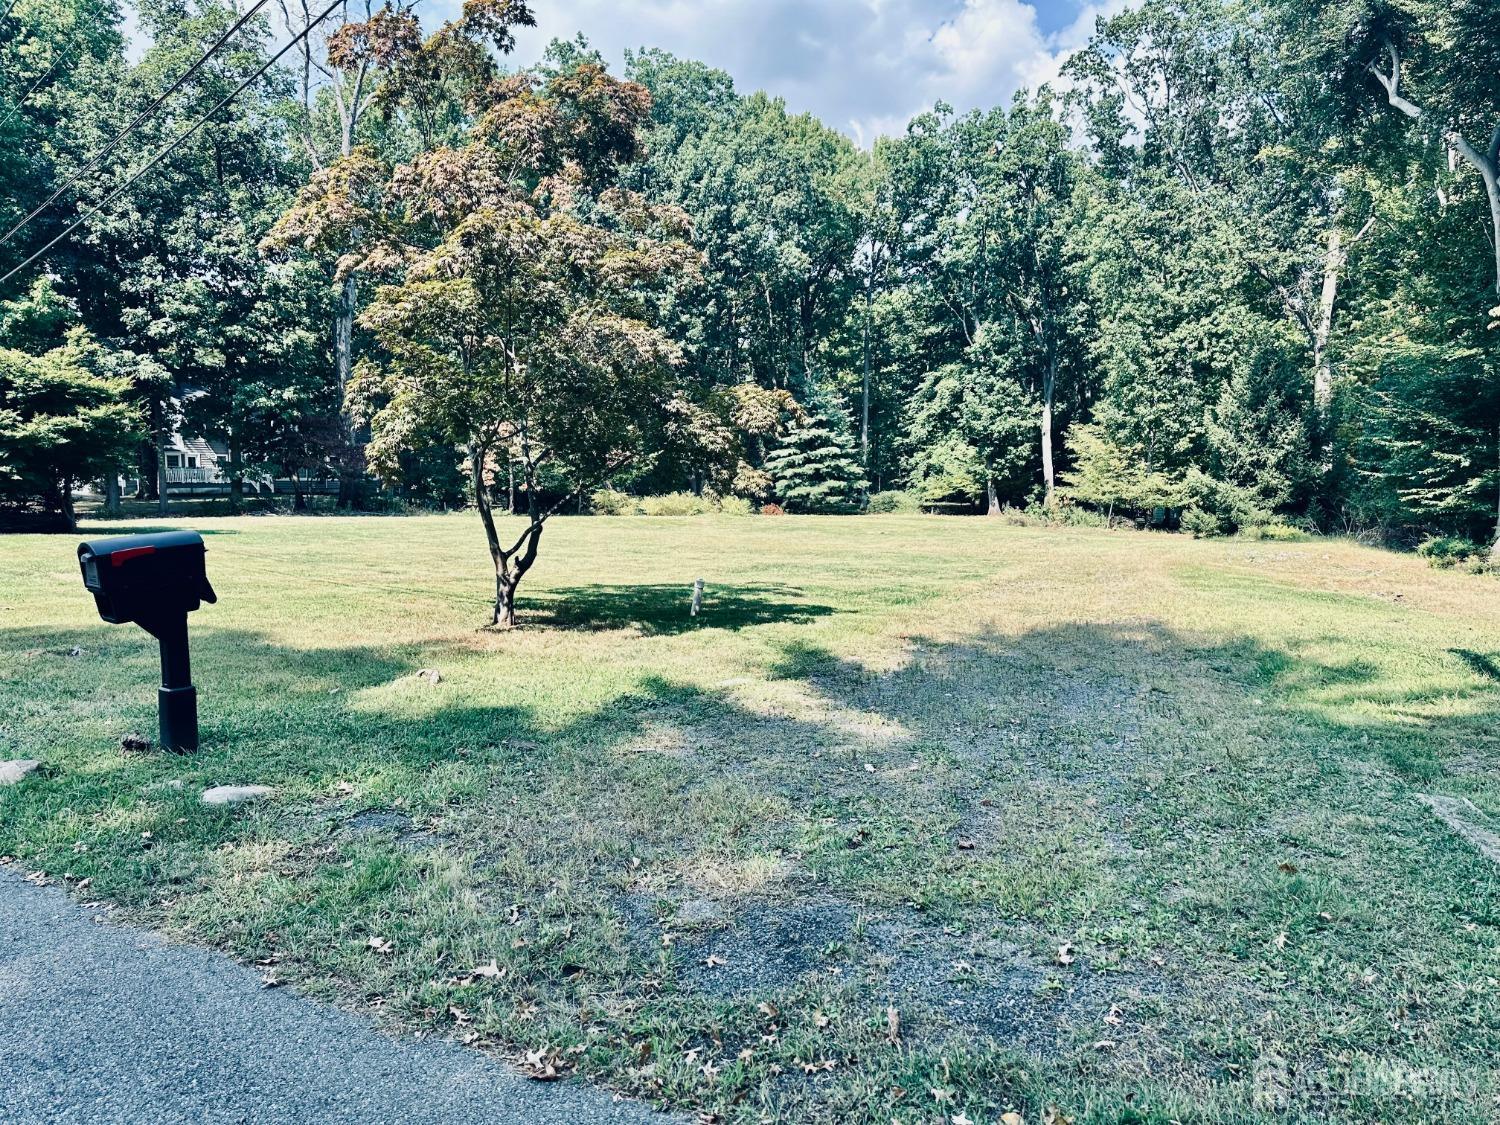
[0,760,41,785]
[201,785,275,807]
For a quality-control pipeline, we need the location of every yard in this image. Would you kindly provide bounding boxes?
[2,514,1498,1123]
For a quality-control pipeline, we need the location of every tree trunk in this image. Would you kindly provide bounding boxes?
[987,477,1001,516]
[59,475,76,532]
[1313,224,1343,414]
[103,472,121,517]
[157,436,169,516]
[861,268,872,482]
[228,442,244,513]
[1040,353,1057,507]
[334,273,360,510]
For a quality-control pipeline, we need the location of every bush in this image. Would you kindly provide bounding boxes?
[717,495,754,516]
[760,502,785,516]
[1180,470,1271,537]
[1239,522,1311,542]
[867,489,920,514]
[589,488,638,516]
[1417,536,1483,568]
[639,491,711,516]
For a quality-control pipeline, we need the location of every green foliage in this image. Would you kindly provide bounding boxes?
[1417,536,1485,568]
[589,488,638,515]
[0,332,140,528]
[866,489,920,514]
[1062,423,1181,517]
[639,491,711,516]
[1180,470,1275,538]
[763,401,867,514]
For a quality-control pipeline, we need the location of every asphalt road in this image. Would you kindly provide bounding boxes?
[0,869,676,1124]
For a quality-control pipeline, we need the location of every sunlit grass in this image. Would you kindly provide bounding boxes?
[2,513,1498,1123]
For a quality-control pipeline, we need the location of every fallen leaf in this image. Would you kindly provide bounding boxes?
[367,936,394,955]
[953,1114,975,1125]
[1001,1113,1025,1125]
[705,953,728,968]
[1272,931,1288,951]
[757,1000,780,1019]
[1092,1039,1116,1050]
[956,837,976,850]
[1041,1106,1074,1125]
[886,1005,901,1043]
[1056,942,1076,966]
[1278,861,1298,874]
[812,1010,830,1028]
[864,763,876,773]
[1104,1004,1123,1026]
[473,959,504,978]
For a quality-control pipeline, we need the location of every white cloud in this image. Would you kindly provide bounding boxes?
[494,0,1133,143]
[121,0,1133,142]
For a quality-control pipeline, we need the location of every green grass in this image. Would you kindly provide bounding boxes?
[3,513,1499,1123]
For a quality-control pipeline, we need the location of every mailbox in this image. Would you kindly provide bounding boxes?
[77,531,217,752]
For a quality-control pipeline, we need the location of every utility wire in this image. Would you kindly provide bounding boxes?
[0,0,349,288]
[0,0,23,28]
[0,45,71,132]
[0,0,274,251]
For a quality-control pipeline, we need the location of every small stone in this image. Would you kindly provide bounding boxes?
[415,669,442,684]
[120,733,154,755]
[0,760,41,785]
[200,784,275,807]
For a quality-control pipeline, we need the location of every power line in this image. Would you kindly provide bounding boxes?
[0,45,72,133]
[0,0,350,288]
[0,0,23,28]
[0,0,274,252]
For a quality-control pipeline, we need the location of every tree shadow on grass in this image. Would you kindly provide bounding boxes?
[5,614,1500,1121]
[526,582,836,634]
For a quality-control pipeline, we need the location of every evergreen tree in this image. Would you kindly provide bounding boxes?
[764,400,867,513]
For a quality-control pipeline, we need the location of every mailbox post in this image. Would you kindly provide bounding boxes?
[77,531,217,752]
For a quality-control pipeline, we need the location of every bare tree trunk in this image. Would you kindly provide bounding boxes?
[157,436,169,517]
[334,273,361,509]
[1040,352,1057,507]
[228,441,244,513]
[1313,224,1343,413]
[987,478,1001,516]
[861,268,872,482]
[103,472,121,517]
[471,444,539,628]
[59,475,76,531]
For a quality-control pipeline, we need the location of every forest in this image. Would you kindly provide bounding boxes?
[3,0,1499,556]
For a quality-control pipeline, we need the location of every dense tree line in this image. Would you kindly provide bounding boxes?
[2,0,1498,556]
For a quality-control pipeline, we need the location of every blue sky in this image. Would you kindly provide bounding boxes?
[495,0,1125,143]
[124,0,1125,144]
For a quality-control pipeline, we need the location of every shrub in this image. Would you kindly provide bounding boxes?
[717,495,754,516]
[1180,470,1271,537]
[589,488,638,516]
[1417,536,1482,568]
[867,489,920,514]
[760,502,785,516]
[1240,522,1311,542]
[640,491,711,516]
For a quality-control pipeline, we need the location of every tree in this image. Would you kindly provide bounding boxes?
[763,397,867,513]
[0,330,139,530]
[350,55,698,625]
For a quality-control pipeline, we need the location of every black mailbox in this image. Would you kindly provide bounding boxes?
[78,531,217,752]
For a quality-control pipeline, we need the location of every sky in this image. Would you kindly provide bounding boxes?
[495,0,1126,144]
[122,0,1127,146]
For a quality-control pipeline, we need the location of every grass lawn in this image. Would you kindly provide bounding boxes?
[2,513,1498,1123]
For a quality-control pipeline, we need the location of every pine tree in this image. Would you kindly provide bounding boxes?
[764,403,868,513]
